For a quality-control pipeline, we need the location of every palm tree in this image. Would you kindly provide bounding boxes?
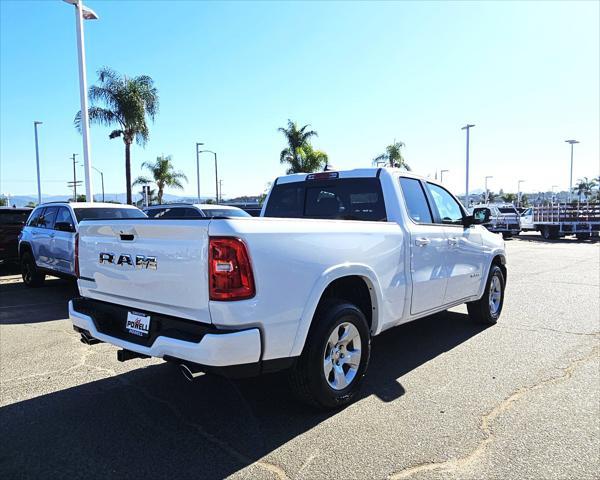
[75,67,159,204]
[278,119,318,171]
[501,192,517,204]
[373,141,410,169]
[133,155,187,204]
[572,177,598,201]
[282,144,329,174]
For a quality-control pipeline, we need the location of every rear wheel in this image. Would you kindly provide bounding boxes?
[21,251,45,287]
[467,265,505,325]
[289,299,371,409]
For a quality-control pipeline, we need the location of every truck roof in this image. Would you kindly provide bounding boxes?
[275,167,434,185]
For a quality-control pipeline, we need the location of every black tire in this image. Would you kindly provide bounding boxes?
[541,226,551,240]
[21,251,45,287]
[467,265,505,325]
[289,299,371,409]
[502,233,512,239]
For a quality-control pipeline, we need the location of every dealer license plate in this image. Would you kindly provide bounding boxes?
[126,311,151,337]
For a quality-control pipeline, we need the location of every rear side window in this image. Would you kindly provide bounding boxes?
[399,178,433,223]
[264,178,386,221]
[38,206,58,229]
[74,208,146,222]
[0,210,30,225]
[55,207,74,226]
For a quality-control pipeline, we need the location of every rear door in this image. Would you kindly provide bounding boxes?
[399,177,449,315]
[426,182,484,304]
[77,219,212,322]
[51,207,76,274]
[35,206,58,269]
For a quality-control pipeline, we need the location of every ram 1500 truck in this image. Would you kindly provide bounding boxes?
[70,168,506,408]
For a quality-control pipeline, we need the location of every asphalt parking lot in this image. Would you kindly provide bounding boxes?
[1,233,598,480]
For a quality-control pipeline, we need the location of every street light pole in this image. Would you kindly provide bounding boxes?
[92,166,104,202]
[33,121,42,204]
[461,124,475,206]
[485,175,493,204]
[565,139,579,202]
[196,142,204,203]
[199,149,219,204]
[517,180,525,207]
[440,169,449,183]
[64,0,98,203]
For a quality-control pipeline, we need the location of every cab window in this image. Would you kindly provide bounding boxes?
[427,183,464,225]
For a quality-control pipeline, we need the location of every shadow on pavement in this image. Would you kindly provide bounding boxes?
[0,277,77,325]
[0,311,488,479]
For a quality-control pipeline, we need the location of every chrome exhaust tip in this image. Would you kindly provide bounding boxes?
[179,363,204,381]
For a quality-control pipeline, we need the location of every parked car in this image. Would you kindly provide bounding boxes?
[472,203,521,238]
[0,207,31,264]
[19,202,146,287]
[144,203,251,219]
[70,168,506,408]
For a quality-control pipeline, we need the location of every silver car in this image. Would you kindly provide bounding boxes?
[19,202,146,287]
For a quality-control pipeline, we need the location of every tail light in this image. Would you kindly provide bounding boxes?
[209,237,255,301]
[74,233,80,278]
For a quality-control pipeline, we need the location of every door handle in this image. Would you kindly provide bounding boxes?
[49,233,55,238]
[447,237,458,246]
[415,238,431,246]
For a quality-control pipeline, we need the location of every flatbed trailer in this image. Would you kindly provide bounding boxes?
[521,203,600,240]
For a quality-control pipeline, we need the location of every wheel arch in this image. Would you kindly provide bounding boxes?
[288,265,382,357]
[19,241,33,259]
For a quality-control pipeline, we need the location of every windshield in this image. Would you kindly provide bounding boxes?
[74,208,146,222]
[498,207,517,214]
[201,208,250,218]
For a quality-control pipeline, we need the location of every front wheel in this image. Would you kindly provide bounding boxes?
[467,265,505,324]
[21,251,45,287]
[289,299,371,409]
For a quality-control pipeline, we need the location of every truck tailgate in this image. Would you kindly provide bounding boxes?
[77,220,211,323]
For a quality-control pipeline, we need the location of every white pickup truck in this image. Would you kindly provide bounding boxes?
[70,168,506,408]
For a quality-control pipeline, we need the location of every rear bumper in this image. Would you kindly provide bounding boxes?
[69,299,262,368]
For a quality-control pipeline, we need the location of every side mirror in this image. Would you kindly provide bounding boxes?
[54,221,75,233]
[471,207,491,224]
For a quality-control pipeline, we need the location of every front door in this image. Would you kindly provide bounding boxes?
[399,177,449,315]
[426,182,484,304]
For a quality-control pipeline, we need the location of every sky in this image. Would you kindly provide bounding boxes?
[1,0,598,202]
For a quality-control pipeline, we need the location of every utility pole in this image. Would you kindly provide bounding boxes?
[461,124,475,206]
[72,154,78,200]
[440,169,449,183]
[218,179,223,204]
